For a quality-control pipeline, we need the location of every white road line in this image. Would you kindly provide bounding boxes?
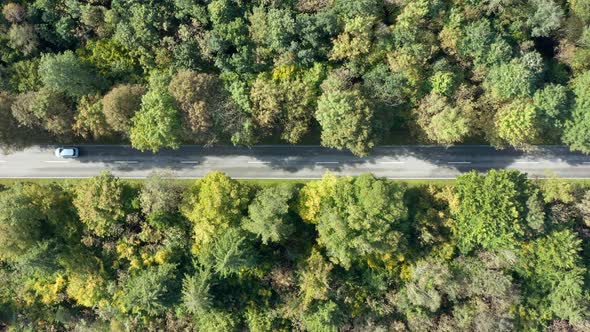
[316,161,339,164]
[447,161,472,164]
[180,161,200,164]
[247,161,270,164]
[44,160,71,163]
[114,161,139,164]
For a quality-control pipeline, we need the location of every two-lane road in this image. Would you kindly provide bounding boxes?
[0,145,589,179]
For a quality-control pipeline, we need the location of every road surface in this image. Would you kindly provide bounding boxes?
[0,145,589,179]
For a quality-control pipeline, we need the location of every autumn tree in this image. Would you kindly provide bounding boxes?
[8,24,38,56]
[168,70,229,143]
[2,3,25,23]
[74,94,112,139]
[299,248,333,307]
[11,88,74,136]
[73,172,126,237]
[139,172,184,216]
[181,171,250,251]
[494,99,542,149]
[102,84,145,134]
[250,65,323,143]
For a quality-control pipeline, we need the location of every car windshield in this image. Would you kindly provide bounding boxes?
[61,149,75,156]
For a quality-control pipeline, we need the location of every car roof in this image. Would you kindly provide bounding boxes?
[61,148,75,156]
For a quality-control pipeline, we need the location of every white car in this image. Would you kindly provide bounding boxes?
[54,147,79,158]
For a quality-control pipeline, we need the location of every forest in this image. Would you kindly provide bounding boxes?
[0,171,589,331]
[1,0,590,155]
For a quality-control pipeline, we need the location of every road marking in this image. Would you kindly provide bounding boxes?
[180,161,200,164]
[448,161,471,164]
[316,161,339,164]
[247,161,270,164]
[44,160,71,163]
[114,161,138,164]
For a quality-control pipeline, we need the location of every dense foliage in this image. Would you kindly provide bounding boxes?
[1,0,590,154]
[1,170,590,330]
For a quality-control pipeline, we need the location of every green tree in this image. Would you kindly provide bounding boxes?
[195,309,238,332]
[112,0,176,68]
[517,230,588,324]
[116,263,178,317]
[8,59,42,93]
[197,227,255,277]
[38,51,105,97]
[130,72,182,152]
[533,84,571,138]
[248,6,296,63]
[301,300,344,332]
[457,19,512,67]
[484,58,538,102]
[73,172,126,237]
[527,0,564,37]
[77,39,138,80]
[415,93,471,145]
[0,183,45,261]
[310,174,407,269]
[243,184,296,244]
[453,170,532,253]
[541,176,576,203]
[564,70,590,153]
[182,268,212,314]
[526,194,546,233]
[396,256,518,331]
[569,0,590,22]
[316,72,375,156]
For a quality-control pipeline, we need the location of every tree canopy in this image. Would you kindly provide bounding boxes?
[1,0,588,155]
[0,171,589,330]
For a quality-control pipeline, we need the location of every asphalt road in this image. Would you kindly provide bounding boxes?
[0,145,589,179]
